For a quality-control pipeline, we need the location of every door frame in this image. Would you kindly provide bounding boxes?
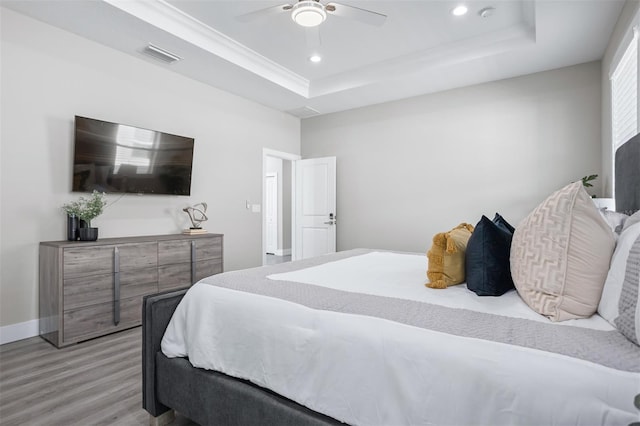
[265,172,278,254]
[262,149,301,266]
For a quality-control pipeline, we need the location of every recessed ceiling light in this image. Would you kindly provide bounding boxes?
[309,55,322,63]
[451,5,468,16]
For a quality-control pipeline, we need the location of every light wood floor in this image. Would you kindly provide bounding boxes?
[0,327,195,426]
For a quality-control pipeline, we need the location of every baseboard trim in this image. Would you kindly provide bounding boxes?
[0,319,39,345]
[274,248,292,256]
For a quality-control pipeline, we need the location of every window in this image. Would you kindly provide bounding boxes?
[611,28,638,195]
[611,29,638,150]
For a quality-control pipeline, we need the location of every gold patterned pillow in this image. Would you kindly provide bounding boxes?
[426,223,475,289]
[510,182,615,321]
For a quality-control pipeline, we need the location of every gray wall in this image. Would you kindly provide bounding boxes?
[302,61,602,254]
[0,8,300,329]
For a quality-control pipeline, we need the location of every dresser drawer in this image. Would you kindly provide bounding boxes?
[64,273,113,310]
[63,295,143,343]
[158,240,191,265]
[196,237,223,261]
[158,263,191,292]
[63,246,114,278]
[118,242,157,270]
[64,268,158,310]
[195,259,223,282]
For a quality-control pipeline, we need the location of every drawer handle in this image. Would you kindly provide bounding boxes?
[191,241,196,285]
[113,247,120,326]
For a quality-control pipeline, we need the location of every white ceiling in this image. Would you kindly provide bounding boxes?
[2,0,626,117]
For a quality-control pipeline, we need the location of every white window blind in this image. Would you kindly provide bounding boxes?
[611,30,638,150]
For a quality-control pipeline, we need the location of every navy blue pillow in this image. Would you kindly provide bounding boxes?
[465,213,515,296]
[493,212,515,234]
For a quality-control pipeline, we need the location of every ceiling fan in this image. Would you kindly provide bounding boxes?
[236,0,387,28]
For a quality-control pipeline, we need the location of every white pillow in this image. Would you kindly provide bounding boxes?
[598,221,640,325]
[599,209,628,235]
[622,210,640,232]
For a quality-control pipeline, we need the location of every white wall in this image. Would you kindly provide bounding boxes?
[302,62,602,254]
[601,0,640,198]
[0,8,300,330]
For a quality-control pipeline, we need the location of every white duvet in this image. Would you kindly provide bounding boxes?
[162,252,640,425]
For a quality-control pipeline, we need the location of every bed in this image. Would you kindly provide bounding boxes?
[142,134,640,426]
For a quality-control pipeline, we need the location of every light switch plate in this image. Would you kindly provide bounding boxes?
[251,204,261,213]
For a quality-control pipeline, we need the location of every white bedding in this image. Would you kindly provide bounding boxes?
[162,251,640,426]
[268,252,614,331]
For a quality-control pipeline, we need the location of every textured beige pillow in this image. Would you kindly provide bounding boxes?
[510,182,615,321]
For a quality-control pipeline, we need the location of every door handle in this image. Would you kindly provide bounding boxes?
[325,213,336,225]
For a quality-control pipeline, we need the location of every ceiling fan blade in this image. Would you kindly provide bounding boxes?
[326,2,387,26]
[236,3,292,23]
[305,27,321,49]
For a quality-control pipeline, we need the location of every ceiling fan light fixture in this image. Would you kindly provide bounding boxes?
[478,7,495,18]
[291,1,327,27]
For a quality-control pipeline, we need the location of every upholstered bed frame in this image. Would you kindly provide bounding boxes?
[615,132,640,215]
[142,133,640,425]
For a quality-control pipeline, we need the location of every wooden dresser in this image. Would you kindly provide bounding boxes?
[39,233,223,348]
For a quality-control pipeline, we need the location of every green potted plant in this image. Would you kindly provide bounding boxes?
[62,191,107,241]
[581,174,597,188]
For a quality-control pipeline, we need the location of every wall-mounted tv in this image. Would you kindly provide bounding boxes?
[72,116,194,195]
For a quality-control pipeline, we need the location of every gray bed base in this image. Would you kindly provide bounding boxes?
[615,132,640,215]
[142,289,343,426]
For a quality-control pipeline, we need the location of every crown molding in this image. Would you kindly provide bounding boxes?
[103,0,310,97]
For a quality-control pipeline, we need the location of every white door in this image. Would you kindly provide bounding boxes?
[293,157,336,260]
[265,173,278,254]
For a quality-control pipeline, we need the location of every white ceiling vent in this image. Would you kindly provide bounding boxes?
[142,43,182,64]
[286,106,320,119]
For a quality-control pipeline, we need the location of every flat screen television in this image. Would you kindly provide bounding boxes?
[72,116,194,195]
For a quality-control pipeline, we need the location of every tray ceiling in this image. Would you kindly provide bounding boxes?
[2,0,626,116]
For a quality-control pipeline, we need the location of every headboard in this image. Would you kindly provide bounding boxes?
[615,132,640,214]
